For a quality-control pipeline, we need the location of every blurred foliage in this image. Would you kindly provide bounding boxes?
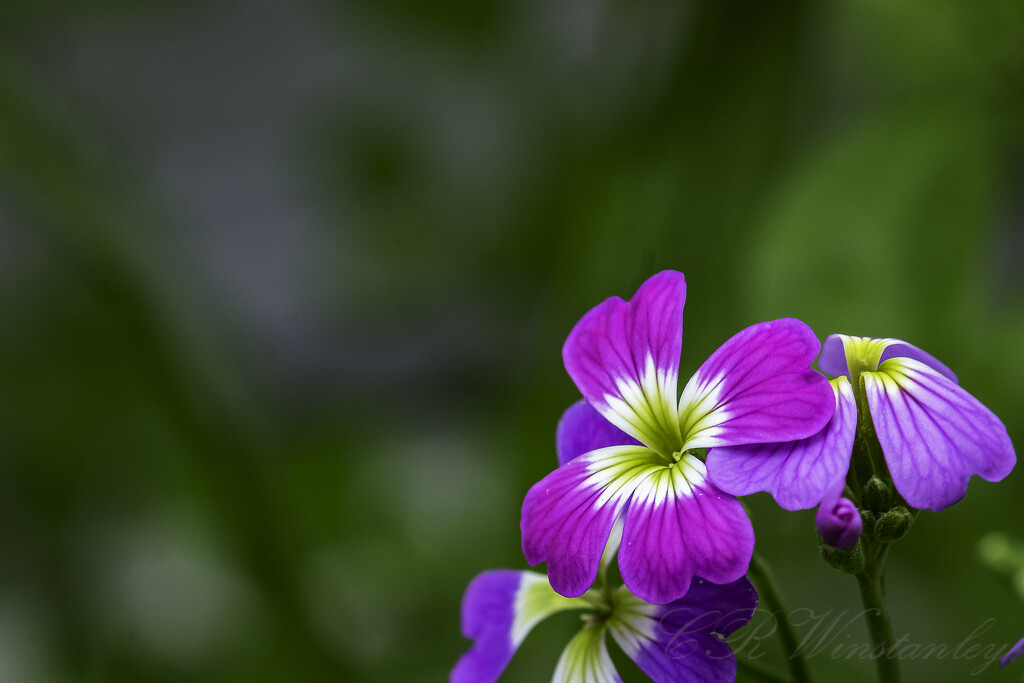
[0,0,1022,681]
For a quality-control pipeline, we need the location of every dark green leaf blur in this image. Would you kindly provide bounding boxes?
[1,1,1022,681]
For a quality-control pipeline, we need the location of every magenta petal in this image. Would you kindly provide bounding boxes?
[617,457,754,604]
[706,377,857,510]
[609,577,757,683]
[451,570,524,683]
[562,271,686,454]
[679,318,834,449]
[865,358,1016,511]
[556,400,642,466]
[817,334,849,376]
[521,447,659,597]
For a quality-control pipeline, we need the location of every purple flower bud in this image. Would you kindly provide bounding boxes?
[816,496,862,550]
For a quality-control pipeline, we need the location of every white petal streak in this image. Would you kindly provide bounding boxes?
[581,447,663,510]
[602,354,681,453]
[608,590,658,658]
[511,573,558,646]
[678,372,731,450]
[629,456,706,510]
[552,625,621,683]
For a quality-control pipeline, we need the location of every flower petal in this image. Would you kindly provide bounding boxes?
[818,334,892,377]
[521,446,663,597]
[563,271,686,455]
[599,515,624,576]
[864,357,1016,511]
[706,377,857,510]
[817,334,850,377]
[452,570,586,683]
[617,456,754,604]
[879,341,957,382]
[678,318,833,450]
[556,400,642,466]
[819,333,958,382]
[659,575,759,638]
[608,578,757,683]
[1001,636,1024,668]
[552,624,622,683]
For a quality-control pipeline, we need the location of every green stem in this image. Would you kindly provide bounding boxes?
[842,343,907,683]
[748,553,812,683]
[856,546,902,683]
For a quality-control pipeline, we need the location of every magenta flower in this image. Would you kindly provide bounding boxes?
[452,569,757,683]
[709,334,1016,512]
[815,479,862,550]
[521,271,834,603]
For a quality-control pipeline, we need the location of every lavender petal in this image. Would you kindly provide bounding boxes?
[706,377,856,510]
[865,358,1015,511]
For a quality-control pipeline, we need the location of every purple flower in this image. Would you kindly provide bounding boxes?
[521,271,834,603]
[710,334,1016,512]
[815,480,862,550]
[452,569,758,683]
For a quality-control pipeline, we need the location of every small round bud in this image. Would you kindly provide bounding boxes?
[862,477,891,514]
[816,496,862,550]
[874,506,913,542]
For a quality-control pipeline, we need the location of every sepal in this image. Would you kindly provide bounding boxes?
[819,538,865,575]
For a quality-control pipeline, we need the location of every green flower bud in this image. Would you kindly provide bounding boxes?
[874,506,913,542]
[860,509,876,532]
[820,539,865,575]
[862,477,891,514]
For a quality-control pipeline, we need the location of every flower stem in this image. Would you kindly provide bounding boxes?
[846,368,903,683]
[748,553,812,683]
[856,545,902,683]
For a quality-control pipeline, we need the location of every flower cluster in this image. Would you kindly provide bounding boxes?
[453,270,1015,682]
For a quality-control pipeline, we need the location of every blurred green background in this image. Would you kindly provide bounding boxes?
[1,0,1023,681]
